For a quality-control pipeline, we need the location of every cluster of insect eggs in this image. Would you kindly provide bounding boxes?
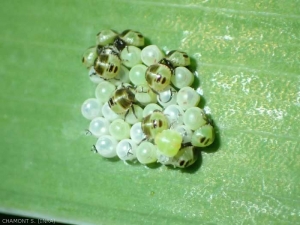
[81,29,215,168]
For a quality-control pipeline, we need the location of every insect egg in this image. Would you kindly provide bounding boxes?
[109,119,131,140]
[155,129,183,157]
[102,102,124,121]
[116,139,137,161]
[88,117,110,137]
[177,86,200,110]
[163,104,184,127]
[136,141,158,164]
[130,122,146,144]
[171,67,194,88]
[129,64,148,86]
[120,46,142,68]
[172,125,193,143]
[183,107,207,130]
[141,45,165,66]
[135,84,157,106]
[81,98,103,120]
[95,135,118,158]
[125,105,143,125]
[157,86,177,107]
[142,103,162,118]
[95,81,116,103]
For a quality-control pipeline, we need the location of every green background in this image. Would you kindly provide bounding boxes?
[0,0,299,224]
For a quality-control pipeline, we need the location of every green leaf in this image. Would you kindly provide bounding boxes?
[0,0,299,224]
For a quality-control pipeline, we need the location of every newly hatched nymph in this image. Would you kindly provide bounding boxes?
[96,29,119,46]
[141,110,169,140]
[145,58,175,93]
[94,47,121,80]
[114,29,145,51]
[94,29,144,79]
[165,50,190,67]
[108,86,136,116]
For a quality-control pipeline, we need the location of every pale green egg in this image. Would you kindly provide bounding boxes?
[95,81,116,103]
[155,129,182,157]
[171,67,194,88]
[135,84,157,106]
[129,64,147,85]
[109,119,131,140]
[136,141,158,164]
[177,87,200,110]
[120,46,142,68]
[142,103,162,118]
[141,45,165,66]
[183,107,207,130]
[125,105,143,125]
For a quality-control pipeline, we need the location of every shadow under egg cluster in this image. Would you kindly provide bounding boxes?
[81,29,216,169]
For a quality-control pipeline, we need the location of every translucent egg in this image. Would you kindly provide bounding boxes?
[140,45,165,66]
[95,81,116,103]
[156,152,171,165]
[177,87,200,110]
[81,98,103,120]
[136,141,158,164]
[135,84,157,105]
[157,86,177,107]
[155,129,182,157]
[163,104,184,127]
[110,65,130,86]
[130,122,146,144]
[171,67,194,88]
[120,46,142,68]
[183,107,207,130]
[95,135,118,158]
[82,46,97,68]
[89,117,110,137]
[172,125,193,143]
[191,123,215,147]
[129,64,147,85]
[125,105,143,125]
[116,139,137,161]
[142,103,162,118]
[109,119,131,140]
[102,102,124,121]
[89,67,105,84]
